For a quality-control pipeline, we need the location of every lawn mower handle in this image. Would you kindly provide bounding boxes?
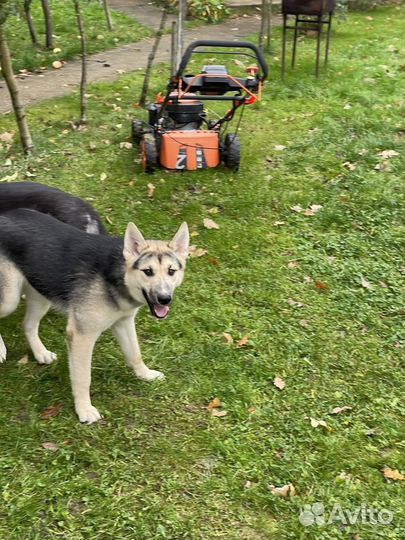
[175,40,268,81]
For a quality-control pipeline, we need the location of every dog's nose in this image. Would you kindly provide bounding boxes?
[157,294,172,305]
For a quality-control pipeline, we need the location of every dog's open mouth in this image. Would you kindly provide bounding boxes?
[142,289,170,319]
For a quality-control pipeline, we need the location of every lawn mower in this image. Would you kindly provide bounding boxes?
[132,40,268,172]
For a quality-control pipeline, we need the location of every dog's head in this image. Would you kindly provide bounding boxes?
[123,222,189,319]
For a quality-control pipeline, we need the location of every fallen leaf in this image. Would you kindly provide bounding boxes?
[382,468,404,481]
[207,398,221,410]
[273,221,285,226]
[147,182,155,198]
[188,246,207,258]
[287,298,304,308]
[119,142,132,149]
[207,257,218,266]
[269,483,296,498]
[299,319,309,327]
[290,205,303,213]
[360,276,372,289]
[41,403,63,420]
[0,172,18,183]
[274,144,287,151]
[208,207,220,214]
[331,406,352,415]
[190,231,199,237]
[244,480,254,489]
[287,260,299,269]
[52,60,63,69]
[0,131,14,143]
[306,204,323,215]
[315,281,328,290]
[17,355,29,365]
[100,172,107,181]
[310,417,331,430]
[53,47,61,53]
[248,407,256,414]
[211,409,228,417]
[342,161,356,171]
[343,103,352,110]
[203,218,219,230]
[41,442,59,452]
[378,149,399,159]
[236,335,249,348]
[273,376,285,390]
[222,332,233,345]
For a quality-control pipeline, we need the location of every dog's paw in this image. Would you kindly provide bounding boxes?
[0,337,7,363]
[137,368,165,382]
[35,350,57,365]
[76,404,102,424]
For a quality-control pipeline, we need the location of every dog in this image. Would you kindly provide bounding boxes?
[0,209,189,423]
[0,182,107,235]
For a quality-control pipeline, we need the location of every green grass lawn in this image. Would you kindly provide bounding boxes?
[0,6,405,539]
[4,0,151,74]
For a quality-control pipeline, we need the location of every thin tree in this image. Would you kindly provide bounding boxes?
[266,0,273,52]
[40,0,53,49]
[259,0,267,51]
[101,0,113,31]
[72,0,87,124]
[139,9,167,108]
[0,0,33,153]
[23,0,38,46]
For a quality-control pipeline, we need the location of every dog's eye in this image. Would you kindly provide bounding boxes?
[168,268,176,276]
[142,268,154,277]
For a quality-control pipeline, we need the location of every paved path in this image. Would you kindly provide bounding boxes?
[0,2,266,114]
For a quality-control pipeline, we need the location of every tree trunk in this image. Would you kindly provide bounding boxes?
[40,0,53,49]
[72,0,87,124]
[259,0,267,51]
[139,9,167,108]
[266,0,272,52]
[0,24,33,153]
[101,0,113,31]
[24,0,38,46]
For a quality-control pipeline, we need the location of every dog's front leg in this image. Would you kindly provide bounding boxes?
[67,320,101,424]
[112,316,165,381]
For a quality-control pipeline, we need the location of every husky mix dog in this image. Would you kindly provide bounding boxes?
[0,181,107,235]
[0,207,189,424]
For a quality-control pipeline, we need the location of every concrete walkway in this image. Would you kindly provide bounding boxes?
[0,2,266,114]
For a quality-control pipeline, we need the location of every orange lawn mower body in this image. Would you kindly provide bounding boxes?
[132,40,268,173]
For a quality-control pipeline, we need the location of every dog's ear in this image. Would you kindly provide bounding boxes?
[169,222,189,259]
[124,222,146,258]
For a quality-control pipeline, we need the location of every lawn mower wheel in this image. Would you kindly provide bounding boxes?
[224,134,240,171]
[141,134,158,173]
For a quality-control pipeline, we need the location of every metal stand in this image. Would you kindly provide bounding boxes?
[281,11,333,79]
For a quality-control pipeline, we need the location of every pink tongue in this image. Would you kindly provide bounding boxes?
[154,305,169,318]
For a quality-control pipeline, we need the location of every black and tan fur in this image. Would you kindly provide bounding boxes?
[0,209,189,423]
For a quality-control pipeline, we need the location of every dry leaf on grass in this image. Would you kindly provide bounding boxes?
[304,204,323,216]
[41,442,59,452]
[342,161,356,171]
[41,403,63,420]
[274,144,287,151]
[269,483,296,498]
[211,409,228,418]
[0,132,14,143]
[222,332,233,345]
[310,417,331,431]
[207,398,221,410]
[315,281,328,290]
[203,218,219,230]
[100,172,107,181]
[299,319,309,327]
[378,150,399,159]
[17,355,29,365]
[287,260,299,269]
[273,376,286,390]
[147,183,155,198]
[290,204,303,213]
[382,467,404,481]
[236,335,249,348]
[360,276,372,289]
[331,406,352,415]
[52,60,63,69]
[287,298,304,308]
[188,245,207,258]
[119,142,132,149]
